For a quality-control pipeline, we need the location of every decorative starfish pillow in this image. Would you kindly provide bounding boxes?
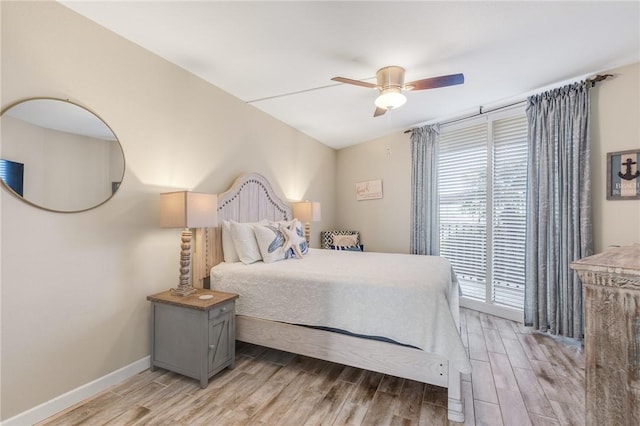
[279,220,306,259]
[292,219,309,255]
[254,224,290,263]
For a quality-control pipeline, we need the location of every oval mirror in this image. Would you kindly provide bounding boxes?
[1,98,125,212]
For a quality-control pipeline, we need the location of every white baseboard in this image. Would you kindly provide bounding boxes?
[1,356,150,426]
[460,297,524,323]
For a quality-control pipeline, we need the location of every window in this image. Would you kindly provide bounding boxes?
[438,108,527,319]
[0,159,24,196]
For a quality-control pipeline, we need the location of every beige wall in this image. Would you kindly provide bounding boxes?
[0,1,335,420]
[336,62,640,255]
[336,133,412,253]
[590,62,640,252]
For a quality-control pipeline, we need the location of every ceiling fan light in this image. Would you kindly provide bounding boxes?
[375,88,407,110]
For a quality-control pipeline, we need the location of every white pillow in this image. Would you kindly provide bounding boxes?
[229,220,267,264]
[332,233,358,247]
[221,220,240,263]
[254,224,289,263]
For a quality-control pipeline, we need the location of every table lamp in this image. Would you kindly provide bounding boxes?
[160,191,217,296]
[292,201,321,244]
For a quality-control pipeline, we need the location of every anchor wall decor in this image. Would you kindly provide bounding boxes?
[607,149,640,200]
[618,157,640,181]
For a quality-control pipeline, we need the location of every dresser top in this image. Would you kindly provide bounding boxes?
[571,243,640,275]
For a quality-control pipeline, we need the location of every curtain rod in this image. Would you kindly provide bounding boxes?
[403,74,613,134]
[403,100,526,133]
[588,73,613,87]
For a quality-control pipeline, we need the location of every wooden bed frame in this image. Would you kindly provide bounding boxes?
[195,173,464,422]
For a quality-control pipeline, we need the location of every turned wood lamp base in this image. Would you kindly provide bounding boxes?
[171,228,196,296]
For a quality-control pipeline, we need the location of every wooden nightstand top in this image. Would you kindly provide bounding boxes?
[147,289,238,311]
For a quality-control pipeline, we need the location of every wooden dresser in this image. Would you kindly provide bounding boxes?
[571,244,640,426]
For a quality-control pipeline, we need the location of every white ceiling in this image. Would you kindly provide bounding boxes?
[59,1,640,149]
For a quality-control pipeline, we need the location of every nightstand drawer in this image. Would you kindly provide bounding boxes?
[209,301,233,320]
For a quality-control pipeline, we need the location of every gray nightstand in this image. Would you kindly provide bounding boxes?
[147,289,239,388]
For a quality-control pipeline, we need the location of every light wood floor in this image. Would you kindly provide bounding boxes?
[38,309,585,425]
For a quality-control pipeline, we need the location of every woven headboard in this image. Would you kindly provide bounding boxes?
[193,173,292,285]
[321,230,361,249]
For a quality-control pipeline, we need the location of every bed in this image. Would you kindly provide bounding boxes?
[194,173,471,422]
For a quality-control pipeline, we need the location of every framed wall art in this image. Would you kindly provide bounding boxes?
[606,149,640,200]
[355,179,383,201]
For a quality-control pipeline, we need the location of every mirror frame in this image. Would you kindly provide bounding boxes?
[0,97,125,213]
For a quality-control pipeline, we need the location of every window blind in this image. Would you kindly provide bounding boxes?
[439,123,488,301]
[491,115,528,309]
[438,112,528,311]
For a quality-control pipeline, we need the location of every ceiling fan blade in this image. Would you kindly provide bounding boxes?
[331,77,377,89]
[374,107,387,117]
[405,73,464,91]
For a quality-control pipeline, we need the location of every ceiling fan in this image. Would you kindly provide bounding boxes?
[331,66,464,117]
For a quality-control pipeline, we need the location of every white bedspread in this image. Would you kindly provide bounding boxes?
[210,248,472,374]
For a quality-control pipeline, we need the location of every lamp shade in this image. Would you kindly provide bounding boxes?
[375,87,407,110]
[292,201,321,222]
[160,191,218,228]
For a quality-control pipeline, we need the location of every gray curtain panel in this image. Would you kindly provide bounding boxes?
[410,124,440,255]
[525,81,593,338]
